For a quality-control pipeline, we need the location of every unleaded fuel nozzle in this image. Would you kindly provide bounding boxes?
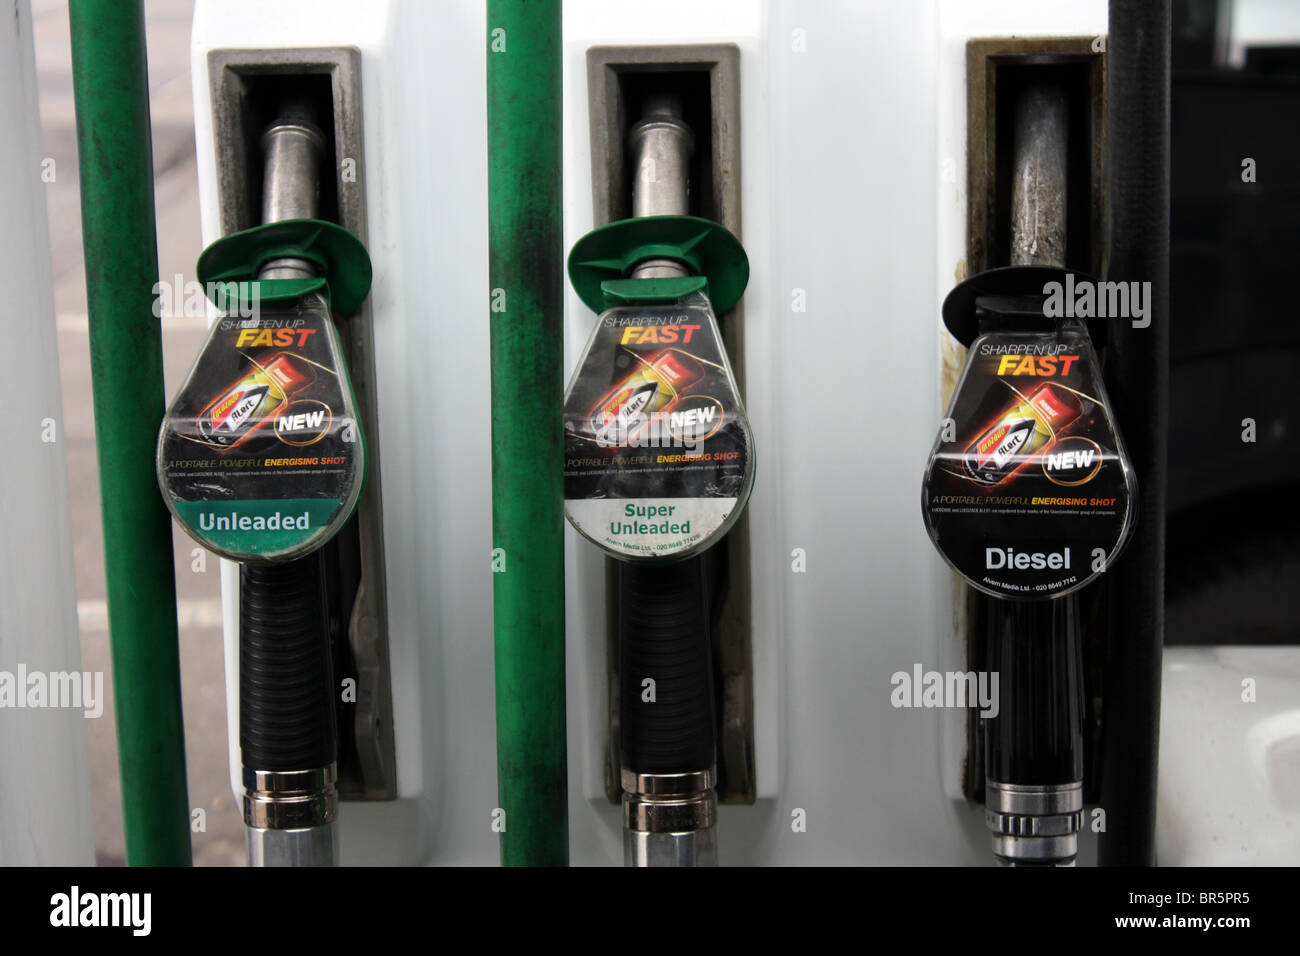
[563,95,752,867]
[156,99,372,867]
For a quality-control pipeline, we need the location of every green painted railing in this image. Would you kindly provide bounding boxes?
[69,0,192,866]
[487,0,569,866]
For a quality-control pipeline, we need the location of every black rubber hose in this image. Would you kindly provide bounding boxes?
[1100,0,1170,866]
[985,596,1085,786]
[618,557,716,775]
[239,553,337,772]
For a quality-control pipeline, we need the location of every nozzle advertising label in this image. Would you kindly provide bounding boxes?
[563,290,754,561]
[157,292,364,562]
[921,318,1136,599]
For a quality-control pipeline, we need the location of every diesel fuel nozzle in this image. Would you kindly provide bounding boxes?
[984,85,1085,867]
[922,82,1137,867]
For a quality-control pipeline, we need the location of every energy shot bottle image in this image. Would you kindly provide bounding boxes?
[962,382,1082,486]
[587,348,706,448]
[196,351,316,448]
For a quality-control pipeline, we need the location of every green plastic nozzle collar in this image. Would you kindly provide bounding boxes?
[196,218,373,316]
[567,215,748,313]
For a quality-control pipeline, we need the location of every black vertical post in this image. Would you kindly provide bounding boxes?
[1099,0,1171,866]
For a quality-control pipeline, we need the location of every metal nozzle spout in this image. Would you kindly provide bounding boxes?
[259,102,325,280]
[629,93,694,269]
[1010,84,1069,268]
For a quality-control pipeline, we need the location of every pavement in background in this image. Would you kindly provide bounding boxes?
[34,0,244,866]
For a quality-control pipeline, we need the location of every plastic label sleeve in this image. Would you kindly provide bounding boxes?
[921,320,1137,600]
[156,295,364,562]
[562,291,754,561]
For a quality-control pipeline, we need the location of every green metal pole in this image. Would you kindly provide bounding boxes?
[69,0,192,866]
[487,0,569,866]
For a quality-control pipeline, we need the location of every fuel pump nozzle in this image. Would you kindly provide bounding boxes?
[563,95,753,867]
[622,96,715,868]
[240,109,339,868]
[157,98,373,867]
[982,85,1085,868]
[922,84,1138,866]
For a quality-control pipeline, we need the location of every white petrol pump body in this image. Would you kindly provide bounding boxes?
[194,0,494,865]
[190,0,1299,865]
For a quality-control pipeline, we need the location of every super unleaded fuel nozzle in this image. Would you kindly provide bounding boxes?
[157,98,373,867]
[563,94,753,866]
[922,84,1137,866]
